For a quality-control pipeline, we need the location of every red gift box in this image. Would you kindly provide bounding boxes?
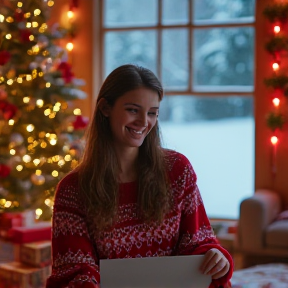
[9,222,51,244]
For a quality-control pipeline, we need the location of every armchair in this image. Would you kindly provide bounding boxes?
[237,189,288,265]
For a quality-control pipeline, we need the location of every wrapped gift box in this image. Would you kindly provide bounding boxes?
[9,222,51,244]
[0,211,35,239]
[0,262,51,288]
[20,241,51,267]
[0,239,20,263]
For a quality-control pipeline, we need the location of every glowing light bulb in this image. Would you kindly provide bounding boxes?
[34,9,41,16]
[66,42,74,51]
[10,149,16,155]
[33,159,41,166]
[23,97,30,103]
[50,139,57,145]
[271,136,278,145]
[272,98,280,107]
[16,165,23,171]
[7,79,13,85]
[5,201,12,208]
[0,14,4,22]
[26,75,32,81]
[73,108,81,115]
[272,62,279,71]
[52,170,59,177]
[35,169,42,175]
[36,99,44,107]
[35,208,43,216]
[8,119,14,125]
[29,35,35,41]
[6,34,12,39]
[46,82,51,88]
[26,124,35,132]
[274,26,280,33]
[67,10,74,19]
[64,155,72,161]
[17,2,23,7]
[23,155,32,163]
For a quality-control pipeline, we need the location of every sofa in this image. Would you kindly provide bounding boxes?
[237,189,288,265]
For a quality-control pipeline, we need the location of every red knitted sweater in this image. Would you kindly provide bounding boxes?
[46,150,233,288]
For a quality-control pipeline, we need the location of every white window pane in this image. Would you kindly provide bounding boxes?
[159,95,254,219]
[193,0,255,23]
[193,27,255,91]
[162,29,189,90]
[104,0,158,27]
[104,31,157,77]
[162,0,189,25]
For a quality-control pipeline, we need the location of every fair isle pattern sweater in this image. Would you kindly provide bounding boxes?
[46,150,233,288]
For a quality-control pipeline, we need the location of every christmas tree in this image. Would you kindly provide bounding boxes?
[0,0,88,219]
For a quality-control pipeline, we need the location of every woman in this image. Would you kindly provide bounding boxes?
[46,64,233,288]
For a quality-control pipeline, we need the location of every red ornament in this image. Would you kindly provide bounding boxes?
[20,29,31,43]
[0,50,11,66]
[0,100,18,120]
[57,62,74,83]
[0,164,11,178]
[14,10,25,22]
[72,115,89,130]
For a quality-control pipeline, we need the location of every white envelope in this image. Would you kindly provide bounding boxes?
[100,255,211,288]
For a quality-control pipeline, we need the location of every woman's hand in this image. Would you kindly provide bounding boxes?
[199,248,230,279]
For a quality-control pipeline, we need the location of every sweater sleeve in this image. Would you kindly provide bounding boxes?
[46,173,100,288]
[172,153,233,288]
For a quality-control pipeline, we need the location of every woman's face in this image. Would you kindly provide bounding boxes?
[104,87,160,150]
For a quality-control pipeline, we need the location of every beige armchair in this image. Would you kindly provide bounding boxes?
[237,189,288,266]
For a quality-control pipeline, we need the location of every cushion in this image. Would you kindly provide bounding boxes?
[265,220,288,249]
[275,210,288,221]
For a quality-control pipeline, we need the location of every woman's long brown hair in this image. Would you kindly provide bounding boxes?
[76,64,171,230]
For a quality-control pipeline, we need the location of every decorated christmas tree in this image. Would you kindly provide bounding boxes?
[0,0,88,219]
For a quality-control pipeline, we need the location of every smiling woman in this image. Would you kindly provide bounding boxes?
[46,64,233,288]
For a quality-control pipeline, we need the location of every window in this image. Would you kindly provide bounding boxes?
[100,0,256,219]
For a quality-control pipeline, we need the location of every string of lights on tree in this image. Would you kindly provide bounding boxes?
[263,2,288,175]
[0,0,87,220]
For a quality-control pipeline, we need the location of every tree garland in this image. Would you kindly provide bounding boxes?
[263,3,288,132]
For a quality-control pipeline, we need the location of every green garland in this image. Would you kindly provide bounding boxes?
[263,3,288,131]
[263,3,288,23]
[265,36,288,54]
[266,112,285,131]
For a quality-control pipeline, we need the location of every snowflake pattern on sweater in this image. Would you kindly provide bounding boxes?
[46,150,233,288]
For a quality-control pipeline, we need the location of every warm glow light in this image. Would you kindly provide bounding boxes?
[73,108,81,115]
[272,97,280,107]
[8,119,14,125]
[272,62,279,71]
[46,82,51,88]
[26,124,35,132]
[58,159,65,167]
[64,155,72,161]
[26,22,32,28]
[29,35,35,41]
[32,45,40,53]
[7,79,13,85]
[53,105,60,112]
[6,34,12,39]
[17,2,23,7]
[66,42,74,51]
[50,139,57,145]
[44,108,51,116]
[16,165,23,171]
[36,99,44,107]
[33,159,41,166]
[274,25,281,33]
[24,12,31,18]
[17,77,23,83]
[23,97,30,103]
[6,17,14,23]
[52,170,59,177]
[23,155,32,163]
[0,14,4,22]
[35,208,43,216]
[26,74,32,81]
[34,9,41,16]
[48,1,54,7]
[271,136,278,145]
[10,149,16,155]
[4,201,12,208]
[67,10,74,19]
[35,169,42,175]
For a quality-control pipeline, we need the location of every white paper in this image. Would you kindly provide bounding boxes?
[100,255,211,288]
